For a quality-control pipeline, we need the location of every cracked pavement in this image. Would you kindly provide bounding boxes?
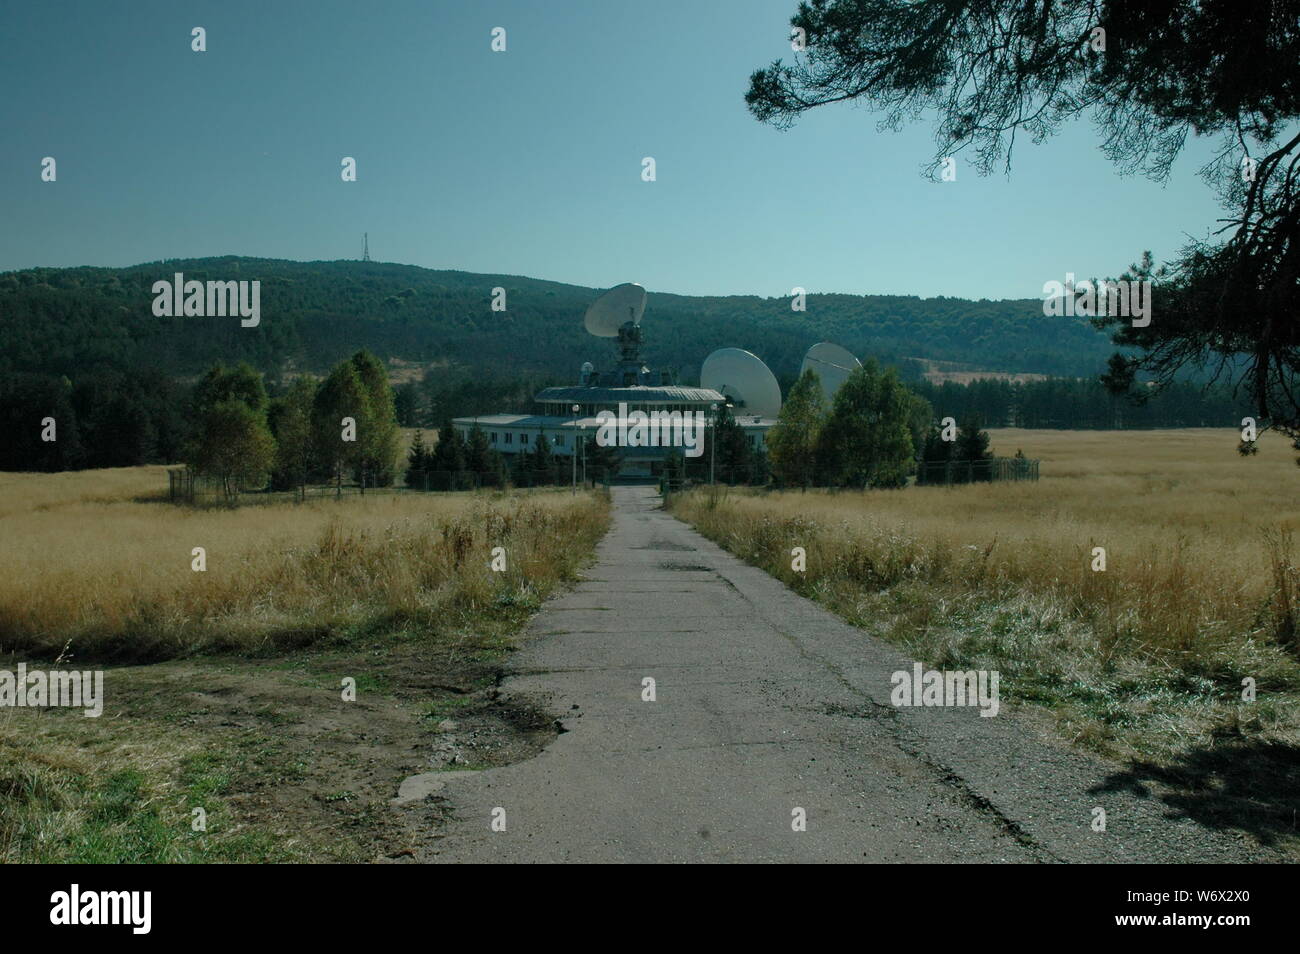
[423,486,1262,863]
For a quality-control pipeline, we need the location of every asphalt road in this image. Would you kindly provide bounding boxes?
[424,486,1261,863]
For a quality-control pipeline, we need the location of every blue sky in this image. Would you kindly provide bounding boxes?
[1,0,1230,299]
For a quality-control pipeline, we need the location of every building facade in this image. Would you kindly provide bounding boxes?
[453,323,775,479]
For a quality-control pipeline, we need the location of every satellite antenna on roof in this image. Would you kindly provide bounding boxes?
[584,283,646,337]
[701,347,783,420]
[584,282,648,366]
[800,341,861,405]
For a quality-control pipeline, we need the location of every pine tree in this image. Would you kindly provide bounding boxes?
[406,429,431,489]
[530,433,554,484]
[488,449,509,488]
[586,438,620,483]
[431,419,465,478]
[917,423,956,486]
[955,413,993,483]
[394,381,422,427]
[509,450,532,487]
[464,424,491,476]
[713,405,752,484]
[956,414,991,462]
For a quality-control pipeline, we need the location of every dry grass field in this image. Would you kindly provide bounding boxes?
[0,469,610,862]
[0,465,603,661]
[672,429,1300,787]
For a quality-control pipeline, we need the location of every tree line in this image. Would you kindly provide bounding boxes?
[404,418,625,490]
[187,351,402,499]
[0,368,187,472]
[764,360,939,489]
[0,355,1257,483]
[911,376,1252,430]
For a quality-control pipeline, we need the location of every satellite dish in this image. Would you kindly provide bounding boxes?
[701,348,782,420]
[584,283,646,338]
[800,342,861,405]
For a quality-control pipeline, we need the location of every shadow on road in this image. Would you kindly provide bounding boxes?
[1090,741,1300,847]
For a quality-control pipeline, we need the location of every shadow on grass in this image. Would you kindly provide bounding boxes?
[1090,740,1300,847]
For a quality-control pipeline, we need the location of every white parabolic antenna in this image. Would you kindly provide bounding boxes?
[701,348,783,420]
[800,341,861,405]
[584,282,647,338]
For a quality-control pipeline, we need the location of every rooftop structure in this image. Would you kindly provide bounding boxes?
[453,283,782,479]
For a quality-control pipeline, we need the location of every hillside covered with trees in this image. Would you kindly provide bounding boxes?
[0,257,1258,474]
[0,256,1114,388]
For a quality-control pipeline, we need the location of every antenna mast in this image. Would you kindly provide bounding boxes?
[362,233,371,262]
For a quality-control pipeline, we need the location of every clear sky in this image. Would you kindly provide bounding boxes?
[1,0,1231,299]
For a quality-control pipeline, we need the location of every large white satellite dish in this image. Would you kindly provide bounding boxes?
[800,341,861,405]
[701,348,782,420]
[584,283,646,338]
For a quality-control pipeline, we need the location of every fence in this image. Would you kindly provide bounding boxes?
[408,471,504,491]
[914,456,1040,486]
[167,468,194,501]
[167,469,411,505]
[166,468,597,504]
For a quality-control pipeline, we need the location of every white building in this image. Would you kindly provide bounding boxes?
[454,327,774,480]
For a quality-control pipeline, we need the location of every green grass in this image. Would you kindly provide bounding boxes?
[1,741,302,863]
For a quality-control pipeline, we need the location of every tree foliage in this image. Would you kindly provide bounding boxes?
[432,419,465,474]
[405,429,431,489]
[312,360,370,488]
[748,0,1300,442]
[767,368,825,488]
[0,257,1120,403]
[186,399,276,500]
[349,350,401,486]
[817,360,916,488]
[268,377,316,492]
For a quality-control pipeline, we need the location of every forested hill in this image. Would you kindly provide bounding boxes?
[0,256,1116,383]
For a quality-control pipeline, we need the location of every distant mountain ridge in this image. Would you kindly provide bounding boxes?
[0,256,1116,386]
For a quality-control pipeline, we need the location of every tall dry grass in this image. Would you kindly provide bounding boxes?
[673,429,1300,761]
[0,467,609,661]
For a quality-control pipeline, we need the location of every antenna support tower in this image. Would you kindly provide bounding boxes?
[362,233,371,262]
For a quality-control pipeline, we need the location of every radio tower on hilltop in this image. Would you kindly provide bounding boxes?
[362,232,371,262]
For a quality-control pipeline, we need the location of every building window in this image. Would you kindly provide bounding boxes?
[555,434,565,446]
[521,433,530,444]
[490,432,497,444]
[505,433,512,445]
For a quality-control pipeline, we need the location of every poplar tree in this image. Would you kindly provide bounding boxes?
[767,368,824,490]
